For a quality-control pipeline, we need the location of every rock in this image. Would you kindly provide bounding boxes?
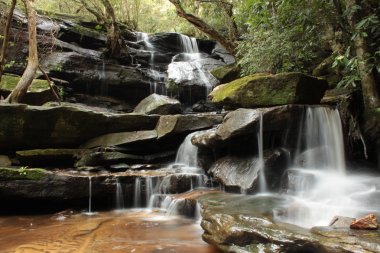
[81,130,158,149]
[0,167,170,211]
[158,173,207,194]
[350,214,379,230]
[41,52,151,104]
[198,192,380,253]
[0,103,159,151]
[209,72,328,109]
[0,74,58,105]
[16,149,79,167]
[167,57,223,104]
[69,94,133,113]
[155,114,223,139]
[329,216,355,228]
[133,94,181,115]
[192,105,304,148]
[211,43,236,65]
[75,150,176,167]
[210,64,240,84]
[0,155,11,166]
[209,150,287,192]
[191,100,221,113]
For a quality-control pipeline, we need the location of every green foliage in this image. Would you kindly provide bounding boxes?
[236,0,336,75]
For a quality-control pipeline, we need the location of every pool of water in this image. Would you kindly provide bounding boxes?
[0,209,219,253]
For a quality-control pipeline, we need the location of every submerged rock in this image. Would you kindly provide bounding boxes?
[199,192,380,253]
[350,214,379,230]
[133,94,181,115]
[210,72,328,109]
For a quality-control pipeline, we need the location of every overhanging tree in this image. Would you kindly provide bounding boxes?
[168,0,238,55]
[5,0,38,103]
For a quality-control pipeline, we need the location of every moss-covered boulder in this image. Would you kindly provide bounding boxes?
[210,63,240,84]
[0,74,57,105]
[0,167,47,181]
[210,72,328,109]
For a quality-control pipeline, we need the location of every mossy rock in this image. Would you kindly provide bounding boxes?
[210,64,240,84]
[0,74,49,92]
[210,72,328,109]
[0,74,57,105]
[0,167,47,181]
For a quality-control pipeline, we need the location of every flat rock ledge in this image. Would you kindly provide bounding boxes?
[198,193,380,253]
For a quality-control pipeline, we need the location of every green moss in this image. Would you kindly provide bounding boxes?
[211,64,240,82]
[0,167,47,181]
[0,74,50,92]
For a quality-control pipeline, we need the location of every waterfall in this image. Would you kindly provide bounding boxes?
[273,106,376,227]
[175,132,199,168]
[295,107,346,173]
[257,112,267,193]
[115,178,125,210]
[178,34,199,53]
[133,177,156,208]
[88,176,92,213]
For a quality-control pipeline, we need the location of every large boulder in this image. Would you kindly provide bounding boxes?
[167,57,223,105]
[155,114,223,139]
[133,94,181,115]
[210,72,328,109]
[0,103,159,151]
[41,52,151,104]
[209,150,287,193]
[192,105,305,148]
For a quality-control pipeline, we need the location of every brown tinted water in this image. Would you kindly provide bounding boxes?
[0,209,219,253]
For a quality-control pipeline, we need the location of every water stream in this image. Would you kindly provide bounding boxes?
[273,106,380,227]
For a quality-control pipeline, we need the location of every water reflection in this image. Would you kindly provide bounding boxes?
[0,209,219,253]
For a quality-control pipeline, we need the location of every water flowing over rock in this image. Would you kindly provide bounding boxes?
[133,94,181,115]
[198,193,380,253]
[209,151,287,193]
[209,72,328,109]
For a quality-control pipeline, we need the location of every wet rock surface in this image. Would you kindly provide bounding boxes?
[199,193,380,253]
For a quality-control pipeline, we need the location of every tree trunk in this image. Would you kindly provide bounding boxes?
[168,0,236,55]
[343,0,380,110]
[0,0,17,82]
[5,0,38,103]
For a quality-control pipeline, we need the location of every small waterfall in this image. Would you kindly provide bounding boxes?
[295,107,346,173]
[275,106,364,227]
[88,176,92,213]
[115,178,125,210]
[175,132,198,168]
[257,112,267,193]
[133,177,156,208]
[178,34,199,53]
[133,177,142,207]
[99,59,108,96]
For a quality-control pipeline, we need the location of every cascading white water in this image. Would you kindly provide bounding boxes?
[133,177,156,208]
[115,178,124,210]
[88,176,92,213]
[179,34,199,53]
[175,132,199,168]
[133,177,142,207]
[257,112,267,193]
[275,106,380,228]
